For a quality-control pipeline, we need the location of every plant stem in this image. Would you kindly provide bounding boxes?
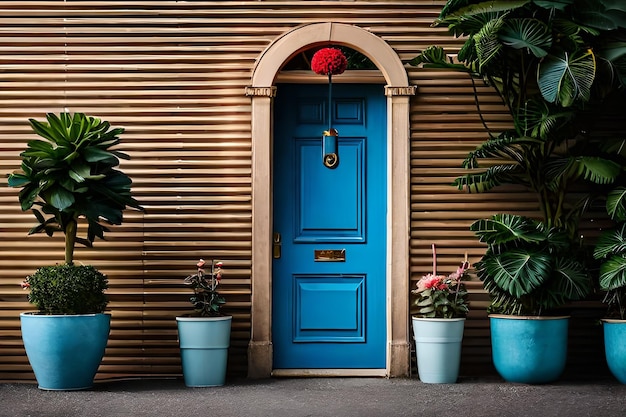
[65,218,77,265]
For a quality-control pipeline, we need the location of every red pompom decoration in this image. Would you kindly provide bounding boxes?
[311,47,348,76]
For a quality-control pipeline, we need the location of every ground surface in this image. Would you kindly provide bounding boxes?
[2,377,626,417]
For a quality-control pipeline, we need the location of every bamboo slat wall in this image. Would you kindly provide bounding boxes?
[0,0,611,382]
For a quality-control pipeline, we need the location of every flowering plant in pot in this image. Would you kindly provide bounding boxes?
[412,259,470,319]
[411,244,470,383]
[183,259,225,317]
[176,259,231,387]
[7,112,142,390]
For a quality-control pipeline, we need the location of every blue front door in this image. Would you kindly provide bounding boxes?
[272,83,387,369]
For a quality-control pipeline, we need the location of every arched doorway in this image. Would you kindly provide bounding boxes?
[246,22,415,378]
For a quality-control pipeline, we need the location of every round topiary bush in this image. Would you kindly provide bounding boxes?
[24,264,108,314]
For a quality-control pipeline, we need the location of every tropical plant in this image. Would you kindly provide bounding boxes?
[7,112,142,314]
[472,213,591,315]
[410,0,626,314]
[183,259,225,317]
[594,187,626,319]
[7,112,143,265]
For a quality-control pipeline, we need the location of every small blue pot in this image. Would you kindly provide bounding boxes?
[490,314,569,384]
[603,319,626,384]
[20,312,111,390]
[412,317,465,383]
[176,316,232,387]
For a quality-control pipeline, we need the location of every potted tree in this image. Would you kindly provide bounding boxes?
[411,244,470,383]
[594,186,626,383]
[411,0,626,383]
[7,112,142,390]
[176,259,231,387]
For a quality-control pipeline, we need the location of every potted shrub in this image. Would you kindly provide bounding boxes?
[176,259,231,387]
[410,0,626,383]
[411,244,469,383]
[7,112,142,390]
[593,186,626,383]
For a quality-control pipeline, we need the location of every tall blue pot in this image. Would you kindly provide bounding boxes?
[176,315,232,387]
[602,319,626,384]
[490,314,569,384]
[20,312,111,390]
[412,317,465,383]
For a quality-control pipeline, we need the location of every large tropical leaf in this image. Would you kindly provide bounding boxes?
[607,187,626,222]
[594,222,626,259]
[544,156,622,191]
[470,214,546,246]
[408,46,469,72]
[549,256,592,301]
[538,49,596,106]
[533,0,573,11]
[599,256,626,291]
[454,164,528,193]
[519,99,573,140]
[499,18,552,58]
[478,248,552,298]
[474,17,505,71]
[461,131,540,168]
[438,0,529,24]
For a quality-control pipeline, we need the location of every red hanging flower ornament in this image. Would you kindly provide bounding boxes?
[311,48,348,76]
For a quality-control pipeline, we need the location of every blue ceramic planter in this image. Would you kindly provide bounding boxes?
[20,312,111,390]
[176,316,232,387]
[603,319,626,384]
[490,315,569,384]
[412,317,465,383]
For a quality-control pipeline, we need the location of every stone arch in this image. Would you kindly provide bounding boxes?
[246,22,414,378]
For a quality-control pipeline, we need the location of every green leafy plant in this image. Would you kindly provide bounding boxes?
[410,0,626,315]
[7,112,142,314]
[472,214,591,315]
[594,187,626,319]
[7,112,143,265]
[21,264,108,315]
[184,259,225,317]
[412,262,470,319]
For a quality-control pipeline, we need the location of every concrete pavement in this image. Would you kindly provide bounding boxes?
[2,377,626,417]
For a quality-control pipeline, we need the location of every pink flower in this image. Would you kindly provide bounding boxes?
[20,281,30,290]
[416,274,446,292]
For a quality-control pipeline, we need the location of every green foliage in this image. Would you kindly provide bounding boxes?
[472,214,591,315]
[411,0,626,315]
[7,113,143,265]
[183,260,225,317]
[593,192,626,318]
[24,264,108,315]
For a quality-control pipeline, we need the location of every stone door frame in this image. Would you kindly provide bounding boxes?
[246,22,415,378]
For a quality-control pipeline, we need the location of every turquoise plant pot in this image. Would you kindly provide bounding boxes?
[603,319,626,384]
[490,314,569,384]
[20,312,111,390]
[412,317,465,383]
[176,316,232,387]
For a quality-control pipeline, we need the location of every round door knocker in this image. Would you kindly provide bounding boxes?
[323,152,339,169]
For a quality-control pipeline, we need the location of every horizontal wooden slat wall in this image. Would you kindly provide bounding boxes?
[0,0,611,382]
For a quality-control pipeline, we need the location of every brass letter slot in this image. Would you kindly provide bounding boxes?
[314,249,346,262]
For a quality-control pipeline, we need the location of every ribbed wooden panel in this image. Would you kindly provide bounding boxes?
[0,0,611,382]
[0,0,453,382]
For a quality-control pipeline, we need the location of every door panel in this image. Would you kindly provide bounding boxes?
[273,84,386,369]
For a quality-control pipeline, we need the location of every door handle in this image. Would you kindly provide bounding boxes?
[273,232,282,259]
